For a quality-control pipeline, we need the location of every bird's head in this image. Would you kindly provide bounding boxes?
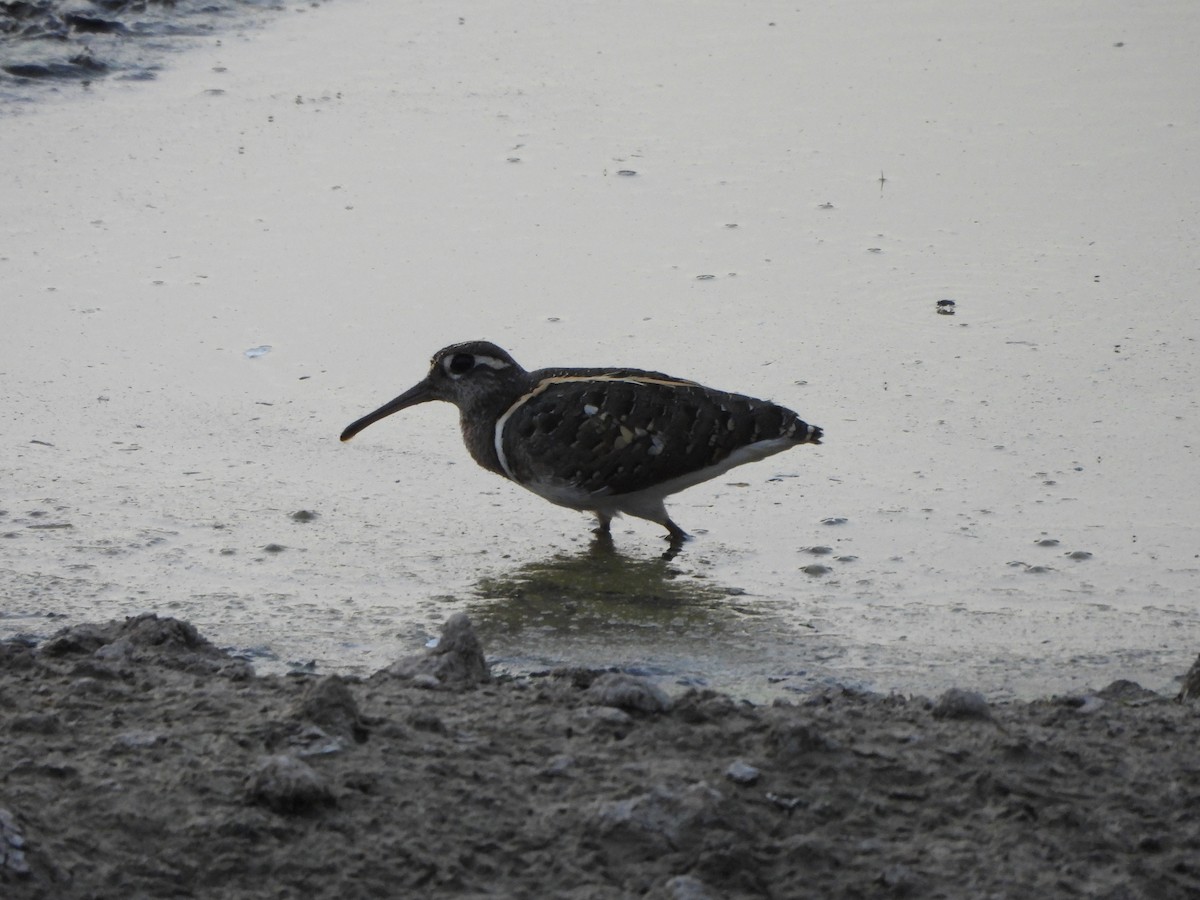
[340,341,526,442]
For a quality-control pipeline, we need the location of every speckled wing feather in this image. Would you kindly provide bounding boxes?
[498,370,822,497]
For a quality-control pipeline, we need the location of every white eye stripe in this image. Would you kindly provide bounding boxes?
[443,354,511,376]
[474,356,511,370]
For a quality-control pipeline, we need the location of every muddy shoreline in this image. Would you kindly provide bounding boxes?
[3,613,1199,899]
[1,0,286,98]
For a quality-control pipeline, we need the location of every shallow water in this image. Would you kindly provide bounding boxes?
[2,0,1198,699]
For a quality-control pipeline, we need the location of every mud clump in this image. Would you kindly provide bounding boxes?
[1,0,289,92]
[245,755,335,814]
[2,615,1200,898]
[381,611,489,688]
[585,671,673,712]
[38,612,252,678]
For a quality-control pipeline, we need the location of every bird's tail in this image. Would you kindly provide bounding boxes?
[791,417,823,446]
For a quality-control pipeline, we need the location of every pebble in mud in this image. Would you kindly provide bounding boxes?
[724,760,761,785]
[1008,560,1053,574]
[590,782,725,858]
[540,754,576,778]
[383,613,489,688]
[931,688,992,721]
[292,675,369,743]
[571,705,635,738]
[585,672,672,713]
[244,755,334,814]
[40,613,251,677]
[661,874,721,900]
[0,807,30,877]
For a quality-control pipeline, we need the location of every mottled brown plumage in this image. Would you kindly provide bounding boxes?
[341,341,822,544]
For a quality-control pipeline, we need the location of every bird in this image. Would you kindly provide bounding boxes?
[340,340,822,545]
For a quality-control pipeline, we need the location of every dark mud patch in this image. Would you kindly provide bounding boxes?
[3,614,1200,898]
[0,0,291,103]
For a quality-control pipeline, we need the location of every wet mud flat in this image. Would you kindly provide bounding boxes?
[2,614,1200,899]
[0,0,285,95]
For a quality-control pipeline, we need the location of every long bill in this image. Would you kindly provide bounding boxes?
[340,379,436,442]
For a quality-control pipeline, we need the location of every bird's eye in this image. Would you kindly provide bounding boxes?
[447,353,475,376]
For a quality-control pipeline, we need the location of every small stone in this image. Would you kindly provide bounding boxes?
[244,755,334,814]
[1097,680,1161,704]
[663,873,719,900]
[1066,695,1106,714]
[724,760,760,785]
[765,792,804,812]
[287,725,344,757]
[931,688,991,721]
[584,672,672,713]
[293,675,368,742]
[541,755,575,778]
[113,730,165,750]
[591,783,723,855]
[1,807,30,877]
[385,613,490,688]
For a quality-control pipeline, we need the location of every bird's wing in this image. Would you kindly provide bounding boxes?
[497,374,818,496]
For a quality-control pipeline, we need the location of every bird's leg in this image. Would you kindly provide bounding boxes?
[589,527,616,556]
[664,518,689,545]
[661,520,688,562]
[593,512,613,535]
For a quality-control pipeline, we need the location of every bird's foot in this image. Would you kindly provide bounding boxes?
[589,528,616,556]
[662,520,690,560]
[664,519,689,543]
